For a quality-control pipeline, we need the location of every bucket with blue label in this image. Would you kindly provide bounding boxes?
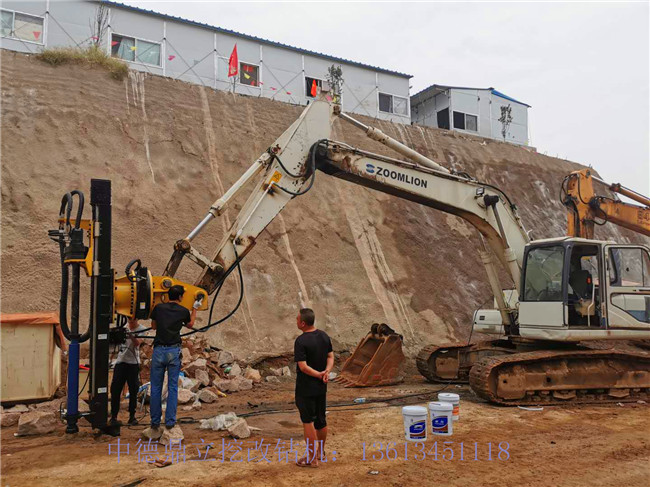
[428,401,453,436]
[402,405,427,442]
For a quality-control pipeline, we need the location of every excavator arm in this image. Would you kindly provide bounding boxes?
[164,98,530,331]
[564,169,650,238]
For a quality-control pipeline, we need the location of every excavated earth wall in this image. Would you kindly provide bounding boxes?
[1,50,645,359]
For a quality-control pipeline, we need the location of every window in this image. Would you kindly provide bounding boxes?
[523,245,565,301]
[393,96,408,115]
[608,247,650,287]
[1,10,44,43]
[437,108,450,130]
[111,34,161,66]
[453,111,478,132]
[379,93,392,113]
[379,93,408,115]
[1,10,13,37]
[240,62,259,87]
[305,77,322,98]
[453,111,465,129]
[465,114,478,131]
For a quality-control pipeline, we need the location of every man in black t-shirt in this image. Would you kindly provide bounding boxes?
[294,308,333,467]
[143,285,200,440]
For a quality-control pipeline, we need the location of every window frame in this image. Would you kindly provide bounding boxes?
[607,246,650,288]
[0,8,45,45]
[521,244,567,303]
[110,32,162,68]
[305,76,323,99]
[238,61,260,88]
[378,91,410,116]
[452,110,479,133]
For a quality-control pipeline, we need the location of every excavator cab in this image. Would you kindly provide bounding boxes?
[518,237,650,339]
[333,323,406,387]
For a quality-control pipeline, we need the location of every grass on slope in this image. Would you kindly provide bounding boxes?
[36,45,129,80]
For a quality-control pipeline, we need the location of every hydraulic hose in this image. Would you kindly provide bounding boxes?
[56,191,91,343]
[274,140,324,197]
[57,231,72,341]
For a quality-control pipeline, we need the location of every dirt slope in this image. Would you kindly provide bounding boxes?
[1,50,645,359]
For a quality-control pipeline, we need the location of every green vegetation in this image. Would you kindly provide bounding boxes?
[36,46,128,80]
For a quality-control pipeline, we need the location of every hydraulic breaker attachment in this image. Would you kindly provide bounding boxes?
[334,323,405,387]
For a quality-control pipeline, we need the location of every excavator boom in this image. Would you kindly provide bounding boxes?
[564,169,650,238]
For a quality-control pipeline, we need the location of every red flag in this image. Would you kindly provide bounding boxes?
[310,79,317,97]
[33,31,41,40]
[228,44,238,77]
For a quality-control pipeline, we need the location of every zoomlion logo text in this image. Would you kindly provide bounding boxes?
[365,164,427,188]
[409,420,426,439]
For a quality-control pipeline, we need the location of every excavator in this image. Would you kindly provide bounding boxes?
[53,95,650,433]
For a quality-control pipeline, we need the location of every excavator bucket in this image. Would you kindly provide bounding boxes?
[334,323,406,387]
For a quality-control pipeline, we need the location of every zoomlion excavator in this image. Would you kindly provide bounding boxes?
[55,96,650,436]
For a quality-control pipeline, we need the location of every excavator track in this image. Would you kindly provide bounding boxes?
[469,349,650,406]
[416,340,517,383]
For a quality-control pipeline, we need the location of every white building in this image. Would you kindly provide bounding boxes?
[410,84,531,146]
[0,0,412,123]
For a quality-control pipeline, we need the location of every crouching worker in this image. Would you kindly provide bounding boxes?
[110,317,146,426]
[294,308,334,467]
[143,285,201,439]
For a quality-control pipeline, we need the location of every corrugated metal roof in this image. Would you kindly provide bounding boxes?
[491,89,531,108]
[412,83,531,107]
[101,1,412,78]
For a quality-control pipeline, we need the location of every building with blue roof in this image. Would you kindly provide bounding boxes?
[1,0,412,123]
[410,84,531,146]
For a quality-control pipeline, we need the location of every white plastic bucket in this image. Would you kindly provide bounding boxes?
[428,401,453,436]
[438,392,460,421]
[402,405,427,442]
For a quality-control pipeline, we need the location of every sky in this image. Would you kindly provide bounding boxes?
[121,0,650,196]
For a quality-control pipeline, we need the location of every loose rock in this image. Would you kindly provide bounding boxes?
[228,363,242,377]
[216,350,234,367]
[233,376,253,391]
[181,348,192,365]
[195,369,211,387]
[1,413,21,428]
[214,379,236,393]
[270,367,283,377]
[142,425,164,441]
[244,367,262,383]
[185,358,207,376]
[159,424,184,446]
[265,376,280,384]
[227,418,251,439]
[177,389,195,404]
[8,404,29,413]
[198,389,218,403]
[16,411,57,436]
[281,366,292,377]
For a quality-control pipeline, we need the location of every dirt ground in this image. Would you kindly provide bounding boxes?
[2,375,649,487]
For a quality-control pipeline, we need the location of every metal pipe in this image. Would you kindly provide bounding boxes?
[338,112,450,173]
[592,175,650,207]
[66,262,81,434]
[66,340,80,433]
[186,155,268,242]
[187,213,214,242]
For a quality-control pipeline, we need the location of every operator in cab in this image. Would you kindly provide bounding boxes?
[142,285,201,440]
